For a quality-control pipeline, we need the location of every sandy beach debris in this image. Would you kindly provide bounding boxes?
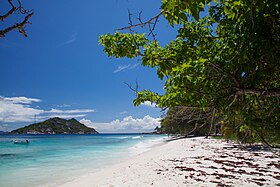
[58,137,280,187]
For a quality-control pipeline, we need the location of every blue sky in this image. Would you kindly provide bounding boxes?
[0,0,177,133]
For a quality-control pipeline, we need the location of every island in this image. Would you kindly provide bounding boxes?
[11,117,99,134]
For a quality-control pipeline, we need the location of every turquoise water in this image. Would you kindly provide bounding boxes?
[0,134,167,187]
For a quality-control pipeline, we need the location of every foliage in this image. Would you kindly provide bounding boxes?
[11,117,99,134]
[99,0,280,145]
[98,32,147,58]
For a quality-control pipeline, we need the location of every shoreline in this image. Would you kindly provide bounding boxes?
[0,134,168,187]
[42,135,168,187]
[57,137,280,187]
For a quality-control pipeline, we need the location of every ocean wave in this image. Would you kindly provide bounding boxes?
[131,136,143,139]
[113,136,129,139]
[128,137,165,155]
[128,141,149,154]
[0,153,17,158]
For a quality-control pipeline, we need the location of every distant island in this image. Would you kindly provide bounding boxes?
[11,117,99,134]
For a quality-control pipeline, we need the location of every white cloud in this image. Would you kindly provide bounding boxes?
[114,63,138,73]
[115,111,128,117]
[0,102,43,123]
[0,124,9,131]
[114,64,130,73]
[119,111,127,115]
[0,96,41,104]
[0,96,95,123]
[43,114,87,119]
[60,33,78,46]
[130,63,138,69]
[54,104,71,108]
[46,108,95,114]
[80,115,161,133]
[141,101,157,108]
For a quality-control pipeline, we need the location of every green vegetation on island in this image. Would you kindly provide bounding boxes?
[11,117,98,134]
[99,0,280,146]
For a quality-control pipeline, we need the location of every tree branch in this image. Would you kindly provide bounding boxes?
[236,88,280,97]
[0,12,33,37]
[117,11,164,31]
[117,11,164,40]
[0,0,33,38]
[208,62,240,87]
[124,80,139,96]
[0,0,16,21]
[206,108,216,138]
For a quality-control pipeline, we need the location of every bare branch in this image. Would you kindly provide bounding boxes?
[167,106,213,124]
[124,80,139,96]
[147,21,156,40]
[0,0,34,38]
[226,94,238,110]
[118,11,164,31]
[0,0,16,21]
[137,11,143,25]
[0,12,34,37]
[117,11,164,40]
[127,9,133,28]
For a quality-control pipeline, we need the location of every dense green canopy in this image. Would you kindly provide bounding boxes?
[99,0,280,145]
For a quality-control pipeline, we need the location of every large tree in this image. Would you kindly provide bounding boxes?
[99,0,280,145]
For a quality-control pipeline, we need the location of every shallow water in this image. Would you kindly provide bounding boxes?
[0,134,167,187]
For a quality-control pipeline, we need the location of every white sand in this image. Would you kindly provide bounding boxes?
[57,137,280,187]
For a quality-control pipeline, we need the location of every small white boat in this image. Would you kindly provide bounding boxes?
[13,139,30,144]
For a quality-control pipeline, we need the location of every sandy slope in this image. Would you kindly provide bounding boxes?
[58,137,280,187]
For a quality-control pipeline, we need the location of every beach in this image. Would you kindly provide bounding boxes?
[58,137,280,187]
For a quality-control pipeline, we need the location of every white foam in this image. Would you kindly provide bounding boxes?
[128,137,166,155]
[131,136,143,139]
[114,136,129,139]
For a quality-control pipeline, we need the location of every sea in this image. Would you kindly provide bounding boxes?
[0,133,168,187]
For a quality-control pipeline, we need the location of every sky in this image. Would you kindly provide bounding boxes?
[0,0,178,133]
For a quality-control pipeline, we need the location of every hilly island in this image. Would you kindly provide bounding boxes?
[11,117,99,134]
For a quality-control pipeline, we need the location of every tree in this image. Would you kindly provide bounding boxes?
[0,0,34,37]
[159,106,214,136]
[99,0,280,145]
